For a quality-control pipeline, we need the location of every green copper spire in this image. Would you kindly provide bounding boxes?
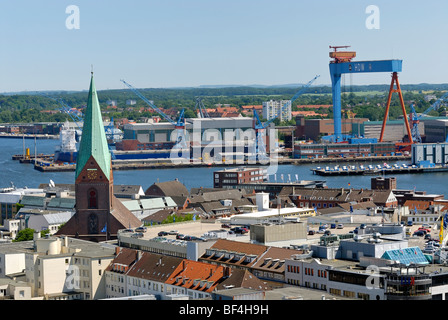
[75,73,111,180]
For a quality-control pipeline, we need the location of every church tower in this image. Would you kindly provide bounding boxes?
[57,73,141,242]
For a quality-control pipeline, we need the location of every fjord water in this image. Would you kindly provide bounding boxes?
[1,137,447,197]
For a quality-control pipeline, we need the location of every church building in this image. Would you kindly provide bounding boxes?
[56,74,142,242]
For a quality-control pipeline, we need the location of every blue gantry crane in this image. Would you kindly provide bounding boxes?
[329,46,413,143]
[410,92,448,143]
[120,79,188,149]
[252,75,320,159]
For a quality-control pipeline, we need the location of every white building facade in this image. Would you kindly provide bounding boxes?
[262,100,292,122]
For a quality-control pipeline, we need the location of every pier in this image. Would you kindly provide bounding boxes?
[20,153,413,172]
[0,133,58,140]
[312,164,448,176]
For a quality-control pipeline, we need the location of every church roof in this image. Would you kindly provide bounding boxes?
[75,74,111,180]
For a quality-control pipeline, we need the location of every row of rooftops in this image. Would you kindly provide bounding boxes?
[199,239,306,274]
[107,246,271,293]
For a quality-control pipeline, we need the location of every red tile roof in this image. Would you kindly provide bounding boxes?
[126,252,183,282]
[166,260,227,292]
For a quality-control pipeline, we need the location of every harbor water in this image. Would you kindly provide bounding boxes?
[1,137,448,197]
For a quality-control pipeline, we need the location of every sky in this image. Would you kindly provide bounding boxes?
[0,0,447,93]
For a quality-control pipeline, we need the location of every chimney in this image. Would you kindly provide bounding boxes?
[256,192,269,211]
[33,231,41,251]
[137,250,143,261]
[33,231,41,241]
[224,266,232,278]
[115,246,121,256]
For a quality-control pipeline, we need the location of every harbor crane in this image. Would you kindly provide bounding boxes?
[252,75,320,160]
[409,103,422,143]
[44,94,120,145]
[409,92,448,143]
[43,94,83,130]
[195,97,210,118]
[120,79,188,150]
[329,46,412,143]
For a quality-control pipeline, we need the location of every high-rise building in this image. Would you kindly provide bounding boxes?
[56,74,141,242]
[262,100,292,122]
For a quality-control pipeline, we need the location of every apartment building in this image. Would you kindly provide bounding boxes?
[281,187,398,209]
[262,100,291,122]
[105,247,269,300]
[213,167,268,188]
[24,233,115,300]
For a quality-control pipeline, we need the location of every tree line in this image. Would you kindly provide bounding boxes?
[0,84,446,124]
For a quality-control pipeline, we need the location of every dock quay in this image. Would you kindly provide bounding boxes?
[312,164,448,176]
[12,154,54,162]
[279,155,410,165]
[0,133,58,140]
[29,154,413,172]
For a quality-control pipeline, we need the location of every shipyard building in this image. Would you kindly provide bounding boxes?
[117,117,276,161]
[118,117,272,150]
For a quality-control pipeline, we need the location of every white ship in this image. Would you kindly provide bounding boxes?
[54,121,78,163]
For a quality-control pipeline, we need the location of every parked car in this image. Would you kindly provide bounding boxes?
[230,227,248,234]
[221,223,231,228]
[413,230,425,237]
[407,221,413,226]
[360,224,366,229]
[135,227,147,233]
[337,224,344,229]
[330,224,336,229]
[184,235,207,242]
[308,230,316,235]
[324,230,331,236]
[131,232,144,238]
[418,227,431,234]
[159,230,179,236]
[422,224,432,229]
[176,234,186,240]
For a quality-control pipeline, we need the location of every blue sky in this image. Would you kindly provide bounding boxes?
[0,0,447,92]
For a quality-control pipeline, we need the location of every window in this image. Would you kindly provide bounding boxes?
[88,189,98,209]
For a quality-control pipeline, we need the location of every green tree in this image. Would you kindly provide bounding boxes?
[14,228,35,242]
